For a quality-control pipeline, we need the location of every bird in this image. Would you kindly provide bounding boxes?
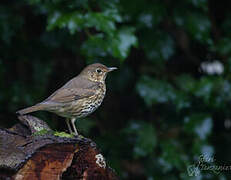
[17,63,117,135]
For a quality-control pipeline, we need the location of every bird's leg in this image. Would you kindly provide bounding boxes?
[71,118,78,136]
[65,118,73,134]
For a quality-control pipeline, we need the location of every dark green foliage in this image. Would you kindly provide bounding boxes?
[0,0,231,179]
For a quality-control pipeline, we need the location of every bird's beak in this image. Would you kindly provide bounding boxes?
[107,67,118,72]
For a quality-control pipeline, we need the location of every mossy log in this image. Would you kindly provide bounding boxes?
[0,115,118,180]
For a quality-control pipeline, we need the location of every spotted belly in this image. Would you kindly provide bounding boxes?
[78,98,103,118]
[52,85,106,119]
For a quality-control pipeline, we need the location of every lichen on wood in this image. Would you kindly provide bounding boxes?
[0,115,118,180]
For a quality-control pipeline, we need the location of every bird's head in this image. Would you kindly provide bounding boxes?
[80,63,117,82]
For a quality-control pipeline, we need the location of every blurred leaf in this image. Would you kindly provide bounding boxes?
[142,31,175,61]
[81,33,107,59]
[160,140,187,170]
[176,75,223,106]
[82,27,137,60]
[194,77,213,102]
[47,9,121,34]
[184,114,212,140]
[190,0,208,10]
[125,121,157,158]
[111,27,137,60]
[185,13,211,44]
[47,7,136,60]
[175,74,196,93]
[215,38,231,56]
[137,76,191,110]
[136,76,176,106]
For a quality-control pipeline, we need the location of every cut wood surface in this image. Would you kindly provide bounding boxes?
[0,115,118,180]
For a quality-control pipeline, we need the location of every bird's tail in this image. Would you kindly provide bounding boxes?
[16,104,44,115]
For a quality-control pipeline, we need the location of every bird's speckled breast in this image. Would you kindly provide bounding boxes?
[51,82,106,118]
[78,82,106,117]
[72,82,106,118]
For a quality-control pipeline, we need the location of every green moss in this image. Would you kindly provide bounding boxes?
[53,131,74,138]
[32,129,51,136]
[78,135,84,138]
[32,129,75,138]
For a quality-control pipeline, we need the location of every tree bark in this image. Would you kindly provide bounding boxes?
[0,115,119,180]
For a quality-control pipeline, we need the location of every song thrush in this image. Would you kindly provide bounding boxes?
[17,63,117,135]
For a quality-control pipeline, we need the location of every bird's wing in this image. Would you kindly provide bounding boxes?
[44,88,95,103]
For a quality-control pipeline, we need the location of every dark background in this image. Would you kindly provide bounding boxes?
[1,0,231,179]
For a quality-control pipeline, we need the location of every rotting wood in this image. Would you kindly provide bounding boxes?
[0,115,119,180]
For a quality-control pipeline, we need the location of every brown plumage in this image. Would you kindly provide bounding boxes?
[17,63,117,135]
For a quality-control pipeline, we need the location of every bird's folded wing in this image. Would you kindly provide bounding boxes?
[45,88,95,103]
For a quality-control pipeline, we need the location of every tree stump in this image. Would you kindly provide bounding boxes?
[0,115,119,180]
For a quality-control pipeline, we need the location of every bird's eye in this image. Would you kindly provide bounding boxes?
[96,68,102,73]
